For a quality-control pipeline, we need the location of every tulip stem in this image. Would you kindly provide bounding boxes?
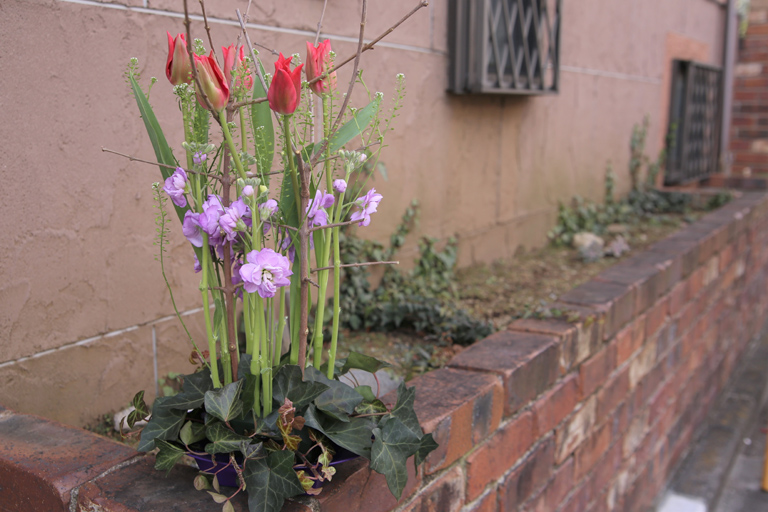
[219,110,248,181]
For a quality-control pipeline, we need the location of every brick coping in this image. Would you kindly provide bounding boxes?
[1,179,768,511]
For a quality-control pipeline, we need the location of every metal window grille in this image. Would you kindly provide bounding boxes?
[448,0,561,95]
[665,60,723,185]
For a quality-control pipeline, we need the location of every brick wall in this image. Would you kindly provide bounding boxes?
[2,187,768,511]
[731,3,768,176]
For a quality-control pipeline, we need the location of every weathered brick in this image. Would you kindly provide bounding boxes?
[645,297,669,337]
[560,281,635,341]
[629,338,657,389]
[464,488,499,512]
[614,317,646,367]
[555,396,597,464]
[508,317,588,374]
[499,436,555,510]
[465,411,535,500]
[574,421,612,481]
[596,367,630,423]
[404,368,504,474]
[0,411,139,512]
[400,466,464,512]
[580,344,616,398]
[534,374,581,436]
[521,458,574,512]
[622,411,649,459]
[668,281,688,317]
[449,331,560,417]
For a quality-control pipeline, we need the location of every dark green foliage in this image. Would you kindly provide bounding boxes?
[337,201,492,345]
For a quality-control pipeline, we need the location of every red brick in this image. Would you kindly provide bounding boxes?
[560,280,636,340]
[574,422,612,481]
[509,317,591,374]
[668,281,688,317]
[558,481,592,512]
[400,466,465,512]
[466,411,535,500]
[580,344,616,398]
[499,437,555,510]
[464,488,499,512]
[450,331,560,417]
[556,397,597,463]
[614,317,645,367]
[719,245,735,272]
[534,374,581,436]
[0,411,139,512]
[645,297,669,337]
[597,367,630,423]
[405,368,504,474]
[521,458,574,512]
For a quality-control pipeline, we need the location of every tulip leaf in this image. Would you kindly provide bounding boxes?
[137,396,187,452]
[250,58,274,177]
[242,451,305,512]
[314,96,381,158]
[154,439,187,474]
[204,379,245,423]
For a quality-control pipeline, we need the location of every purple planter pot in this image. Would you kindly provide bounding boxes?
[188,447,360,488]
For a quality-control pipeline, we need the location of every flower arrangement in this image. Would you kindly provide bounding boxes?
[109,1,436,511]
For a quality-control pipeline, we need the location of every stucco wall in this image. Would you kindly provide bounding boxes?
[0,0,728,425]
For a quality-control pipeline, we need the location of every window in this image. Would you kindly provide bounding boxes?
[665,60,723,185]
[448,0,562,95]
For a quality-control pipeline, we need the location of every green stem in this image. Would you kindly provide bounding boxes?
[239,106,247,152]
[327,164,350,379]
[219,109,248,180]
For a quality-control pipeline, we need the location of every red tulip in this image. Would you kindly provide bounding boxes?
[306,39,337,96]
[194,52,230,111]
[166,32,193,85]
[222,44,253,92]
[267,53,303,115]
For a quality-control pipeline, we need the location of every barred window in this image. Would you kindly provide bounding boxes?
[665,60,723,185]
[448,0,562,95]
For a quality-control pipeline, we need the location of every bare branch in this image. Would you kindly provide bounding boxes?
[309,219,362,232]
[231,96,268,109]
[198,0,216,61]
[183,0,220,122]
[312,261,399,273]
[314,0,329,45]
[102,147,222,180]
[303,277,320,289]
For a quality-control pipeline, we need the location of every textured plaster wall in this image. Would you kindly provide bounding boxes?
[0,0,727,426]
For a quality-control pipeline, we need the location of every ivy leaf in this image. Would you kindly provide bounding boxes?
[354,385,376,402]
[137,396,187,452]
[208,491,228,504]
[238,354,253,380]
[305,366,363,422]
[414,433,439,467]
[389,382,422,436]
[179,420,208,446]
[354,398,388,416]
[370,417,421,499]
[194,474,211,490]
[223,501,236,512]
[205,422,251,454]
[242,451,305,512]
[339,351,390,375]
[154,439,186,474]
[131,390,150,418]
[273,365,328,409]
[204,379,245,423]
[241,440,264,459]
[304,405,374,459]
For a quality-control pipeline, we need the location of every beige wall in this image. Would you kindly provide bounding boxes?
[0,0,727,426]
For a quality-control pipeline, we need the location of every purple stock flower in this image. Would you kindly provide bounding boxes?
[193,253,202,273]
[259,199,279,220]
[219,199,250,241]
[182,211,204,247]
[163,167,188,207]
[333,179,347,194]
[199,195,225,247]
[242,185,254,197]
[350,188,383,227]
[239,248,293,298]
[193,152,207,165]
[232,258,244,299]
[306,190,335,227]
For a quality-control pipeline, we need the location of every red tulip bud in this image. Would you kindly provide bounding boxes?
[193,52,230,112]
[222,44,254,92]
[267,53,303,115]
[306,39,337,96]
[166,32,193,86]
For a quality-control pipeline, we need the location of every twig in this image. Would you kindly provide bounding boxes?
[303,277,320,289]
[311,261,399,273]
[102,147,222,180]
[231,96,268,109]
[183,0,219,122]
[307,0,429,88]
[270,223,298,232]
[198,0,216,61]
[212,283,245,291]
[314,0,329,44]
[309,219,362,232]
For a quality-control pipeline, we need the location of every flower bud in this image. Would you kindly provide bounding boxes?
[194,52,230,111]
[242,185,254,197]
[306,40,337,96]
[333,179,347,194]
[267,53,303,115]
[166,32,193,86]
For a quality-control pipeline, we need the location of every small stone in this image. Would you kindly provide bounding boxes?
[605,236,631,258]
[573,232,605,262]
